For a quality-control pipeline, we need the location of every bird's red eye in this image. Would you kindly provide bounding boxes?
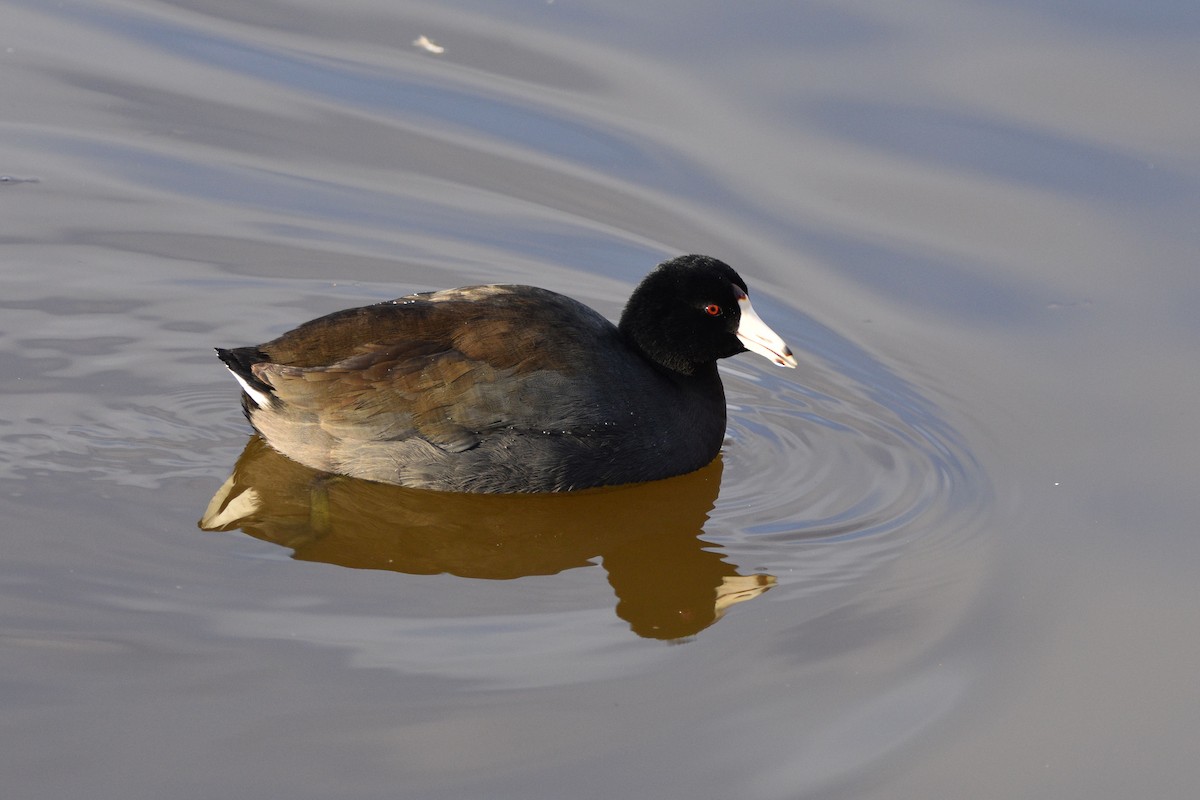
[704,304,721,316]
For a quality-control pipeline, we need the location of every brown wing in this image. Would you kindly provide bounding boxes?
[248,285,621,452]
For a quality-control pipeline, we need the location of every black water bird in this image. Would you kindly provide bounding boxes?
[217,254,796,492]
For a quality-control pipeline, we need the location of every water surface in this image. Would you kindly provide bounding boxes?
[3,1,1198,798]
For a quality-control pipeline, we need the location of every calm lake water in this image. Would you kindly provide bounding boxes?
[3,1,1198,798]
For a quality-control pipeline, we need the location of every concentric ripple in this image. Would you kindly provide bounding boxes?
[708,305,990,598]
[0,386,246,487]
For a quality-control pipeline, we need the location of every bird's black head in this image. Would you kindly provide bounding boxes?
[619,255,796,375]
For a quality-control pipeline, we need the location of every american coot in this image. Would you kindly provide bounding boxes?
[217,254,796,493]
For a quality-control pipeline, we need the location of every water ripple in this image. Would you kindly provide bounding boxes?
[1,387,245,488]
[712,313,989,598]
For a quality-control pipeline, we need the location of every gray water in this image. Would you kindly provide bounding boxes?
[3,1,1198,798]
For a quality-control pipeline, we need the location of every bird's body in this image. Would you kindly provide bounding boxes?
[218,255,795,493]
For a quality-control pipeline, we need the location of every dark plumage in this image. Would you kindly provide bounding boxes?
[217,254,796,493]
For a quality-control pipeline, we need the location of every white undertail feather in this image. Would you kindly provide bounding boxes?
[227,367,273,409]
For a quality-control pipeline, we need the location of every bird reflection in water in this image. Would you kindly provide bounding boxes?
[200,436,775,640]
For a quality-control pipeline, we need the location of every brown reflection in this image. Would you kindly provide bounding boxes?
[199,436,774,639]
